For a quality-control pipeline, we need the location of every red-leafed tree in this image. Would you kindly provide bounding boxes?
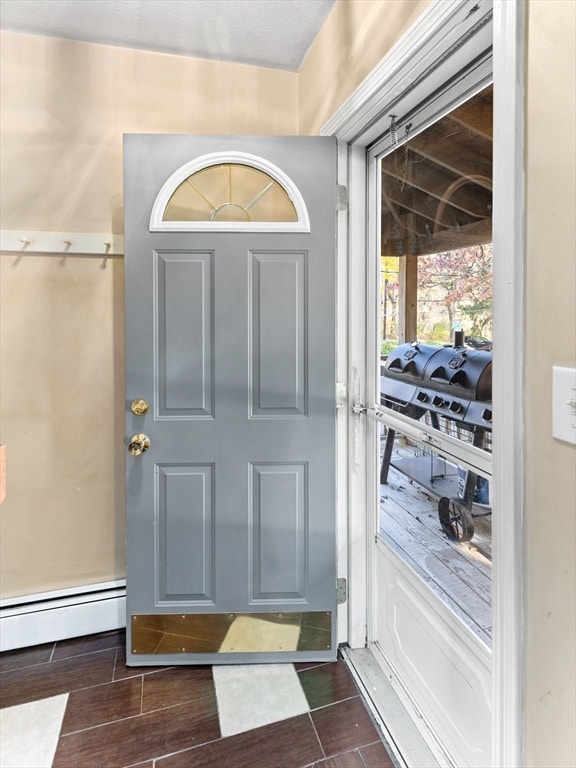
[417,244,493,340]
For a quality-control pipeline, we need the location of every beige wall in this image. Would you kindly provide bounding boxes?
[524,1,576,766]
[299,0,430,134]
[0,31,298,234]
[0,30,298,597]
[0,253,126,594]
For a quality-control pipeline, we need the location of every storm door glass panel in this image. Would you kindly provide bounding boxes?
[163,164,298,223]
[378,85,493,648]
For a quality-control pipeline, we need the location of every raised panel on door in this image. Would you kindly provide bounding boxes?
[155,251,214,418]
[156,463,214,604]
[250,462,307,601]
[250,251,306,417]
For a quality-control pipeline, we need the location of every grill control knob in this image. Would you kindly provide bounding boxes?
[449,401,462,414]
[432,395,445,407]
[482,408,493,422]
[416,391,428,403]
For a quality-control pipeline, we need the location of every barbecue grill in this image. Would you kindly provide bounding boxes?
[380,336,492,541]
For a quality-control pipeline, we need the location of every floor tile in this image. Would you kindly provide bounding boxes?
[156,712,323,768]
[52,630,125,661]
[0,643,54,673]
[0,649,116,709]
[53,697,220,768]
[113,645,169,680]
[294,661,329,672]
[311,697,381,757]
[124,762,154,768]
[306,751,365,768]
[0,693,68,768]
[299,661,360,710]
[60,677,143,734]
[359,740,396,767]
[213,663,309,737]
[141,666,214,713]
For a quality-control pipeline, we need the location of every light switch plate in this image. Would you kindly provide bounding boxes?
[552,366,576,445]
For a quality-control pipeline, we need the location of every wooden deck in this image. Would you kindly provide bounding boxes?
[379,437,492,647]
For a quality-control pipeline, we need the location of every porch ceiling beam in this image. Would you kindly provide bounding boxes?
[381,156,492,219]
[448,87,493,140]
[404,123,492,186]
[381,217,492,257]
[382,177,489,223]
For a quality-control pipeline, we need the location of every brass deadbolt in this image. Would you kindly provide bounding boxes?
[131,398,149,416]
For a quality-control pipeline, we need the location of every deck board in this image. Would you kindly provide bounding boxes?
[379,439,492,646]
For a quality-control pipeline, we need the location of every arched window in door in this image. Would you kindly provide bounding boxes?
[150,152,310,232]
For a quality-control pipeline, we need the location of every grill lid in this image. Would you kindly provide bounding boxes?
[383,341,492,402]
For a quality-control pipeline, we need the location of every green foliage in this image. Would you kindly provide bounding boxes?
[380,339,399,356]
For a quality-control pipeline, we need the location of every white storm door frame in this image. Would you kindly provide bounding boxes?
[324,1,525,767]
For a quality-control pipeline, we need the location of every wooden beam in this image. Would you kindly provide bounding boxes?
[398,252,418,343]
[405,123,492,186]
[449,87,493,140]
[381,154,492,219]
[381,217,492,258]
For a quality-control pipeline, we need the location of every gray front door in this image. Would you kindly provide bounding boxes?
[123,135,337,665]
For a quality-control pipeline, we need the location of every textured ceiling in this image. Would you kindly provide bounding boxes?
[0,0,336,71]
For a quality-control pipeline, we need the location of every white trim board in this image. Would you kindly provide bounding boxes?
[490,2,525,766]
[0,582,126,651]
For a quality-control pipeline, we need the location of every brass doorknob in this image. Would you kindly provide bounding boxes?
[128,434,150,456]
[131,398,149,416]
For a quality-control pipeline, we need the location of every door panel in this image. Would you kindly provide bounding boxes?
[157,463,214,603]
[124,135,337,665]
[156,252,213,417]
[250,462,307,600]
[250,252,306,416]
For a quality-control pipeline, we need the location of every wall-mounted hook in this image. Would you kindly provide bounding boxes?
[61,239,72,264]
[101,241,112,269]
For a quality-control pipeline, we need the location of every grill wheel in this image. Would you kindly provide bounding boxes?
[438,497,475,542]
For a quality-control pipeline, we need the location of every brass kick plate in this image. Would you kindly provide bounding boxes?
[130,611,332,654]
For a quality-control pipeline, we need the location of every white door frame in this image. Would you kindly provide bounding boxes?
[325,1,525,766]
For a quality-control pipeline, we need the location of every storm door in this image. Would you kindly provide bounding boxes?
[367,90,493,768]
[123,136,337,666]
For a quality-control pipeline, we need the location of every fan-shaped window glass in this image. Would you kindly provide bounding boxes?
[163,163,298,223]
[150,152,310,233]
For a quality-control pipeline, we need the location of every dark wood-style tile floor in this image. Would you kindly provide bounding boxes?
[0,630,396,768]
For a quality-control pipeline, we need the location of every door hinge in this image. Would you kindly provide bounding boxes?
[336,382,347,409]
[352,400,367,414]
[337,578,347,604]
[336,184,348,211]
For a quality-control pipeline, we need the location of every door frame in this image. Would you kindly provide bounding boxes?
[325,1,525,766]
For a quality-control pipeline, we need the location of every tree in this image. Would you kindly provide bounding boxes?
[416,244,493,342]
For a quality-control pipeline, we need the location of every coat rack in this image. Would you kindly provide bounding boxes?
[0,230,124,256]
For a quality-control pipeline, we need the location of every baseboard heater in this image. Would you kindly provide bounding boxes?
[0,580,126,652]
